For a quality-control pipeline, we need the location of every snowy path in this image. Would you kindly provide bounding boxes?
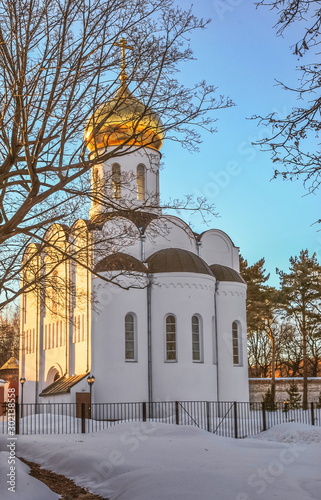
[1,422,320,500]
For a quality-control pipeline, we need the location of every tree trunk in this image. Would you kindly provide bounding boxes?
[270,335,276,402]
[267,325,276,403]
[302,311,308,410]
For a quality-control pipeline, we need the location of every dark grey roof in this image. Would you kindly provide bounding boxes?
[95,252,147,273]
[91,210,157,230]
[210,264,246,284]
[39,374,87,397]
[147,248,214,276]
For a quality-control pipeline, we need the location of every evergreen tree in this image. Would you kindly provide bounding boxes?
[277,250,321,409]
[262,388,277,411]
[241,256,278,401]
[286,381,302,410]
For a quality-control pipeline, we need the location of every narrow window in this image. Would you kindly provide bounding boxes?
[156,170,160,201]
[22,293,27,324]
[55,323,59,348]
[125,313,136,361]
[192,315,202,362]
[82,314,85,342]
[52,270,58,314]
[232,321,241,365]
[137,164,145,201]
[166,315,176,361]
[93,168,99,205]
[111,163,121,199]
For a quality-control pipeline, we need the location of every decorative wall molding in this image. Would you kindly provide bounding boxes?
[154,281,215,292]
[217,289,246,298]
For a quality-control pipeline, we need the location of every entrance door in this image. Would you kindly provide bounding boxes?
[76,392,91,418]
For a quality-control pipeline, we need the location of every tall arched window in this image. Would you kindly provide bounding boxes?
[165,315,176,361]
[111,163,121,199]
[232,321,241,366]
[137,164,145,201]
[156,170,160,201]
[93,168,99,205]
[125,313,136,361]
[192,315,203,362]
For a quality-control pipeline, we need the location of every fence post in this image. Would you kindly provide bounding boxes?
[81,403,86,434]
[206,402,210,432]
[233,402,238,439]
[15,402,19,435]
[175,401,179,425]
[262,402,267,431]
[142,402,147,422]
[311,402,315,426]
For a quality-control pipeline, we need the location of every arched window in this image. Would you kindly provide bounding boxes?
[165,315,176,361]
[93,168,99,205]
[137,164,145,201]
[22,292,27,325]
[111,163,121,199]
[192,315,203,362]
[125,313,136,361]
[156,170,160,201]
[51,270,58,314]
[232,321,242,366]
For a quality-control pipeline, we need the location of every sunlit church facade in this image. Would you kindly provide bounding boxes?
[20,56,249,406]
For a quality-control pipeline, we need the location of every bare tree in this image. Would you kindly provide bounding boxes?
[0,307,19,366]
[0,0,232,310]
[255,1,321,201]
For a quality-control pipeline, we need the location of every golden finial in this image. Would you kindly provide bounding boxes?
[113,37,133,84]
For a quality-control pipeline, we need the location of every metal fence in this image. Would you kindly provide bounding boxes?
[0,401,320,437]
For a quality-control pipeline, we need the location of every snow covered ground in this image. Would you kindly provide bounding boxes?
[0,422,320,500]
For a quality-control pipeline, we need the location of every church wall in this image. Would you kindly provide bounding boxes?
[91,275,149,403]
[95,218,141,261]
[150,273,218,401]
[90,147,161,219]
[20,293,39,401]
[215,281,249,402]
[20,254,42,404]
[144,216,197,258]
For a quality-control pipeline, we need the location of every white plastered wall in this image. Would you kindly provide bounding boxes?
[91,273,149,403]
[150,273,217,401]
[89,147,161,219]
[144,215,197,258]
[199,229,240,271]
[215,281,249,402]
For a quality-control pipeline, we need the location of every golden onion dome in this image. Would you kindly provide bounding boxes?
[84,85,163,152]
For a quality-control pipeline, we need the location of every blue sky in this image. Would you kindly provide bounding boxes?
[160,0,321,286]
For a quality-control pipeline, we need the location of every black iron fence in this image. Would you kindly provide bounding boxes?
[0,401,320,438]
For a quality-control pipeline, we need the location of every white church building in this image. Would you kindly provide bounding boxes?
[20,55,249,406]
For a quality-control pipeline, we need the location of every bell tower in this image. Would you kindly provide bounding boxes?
[84,39,163,220]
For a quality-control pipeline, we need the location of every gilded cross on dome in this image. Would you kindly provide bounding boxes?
[113,37,133,84]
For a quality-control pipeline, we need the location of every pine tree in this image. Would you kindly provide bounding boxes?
[277,250,321,409]
[241,256,278,399]
[286,381,302,409]
[262,388,277,411]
